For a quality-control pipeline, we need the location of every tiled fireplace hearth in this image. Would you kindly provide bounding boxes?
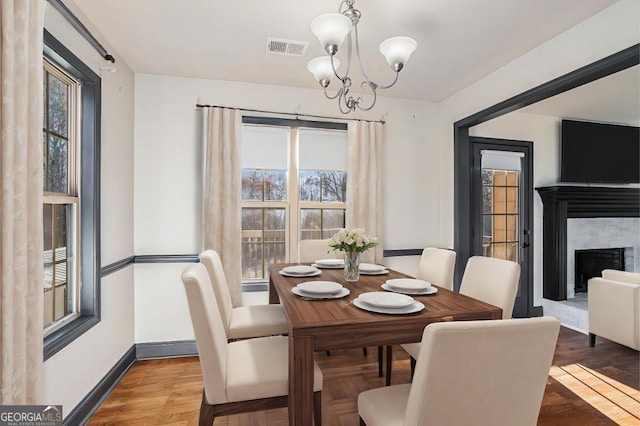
[537,186,640,301]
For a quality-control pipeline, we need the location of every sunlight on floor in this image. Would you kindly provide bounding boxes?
[549,363,640,425]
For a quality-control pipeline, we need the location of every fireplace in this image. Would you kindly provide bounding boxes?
[536,186,640,301]
[574,248,625,293]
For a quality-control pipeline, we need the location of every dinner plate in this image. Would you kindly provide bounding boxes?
[359,263,386,273]
[353,297,425,315]
[381,283,438,295]
[359,269,390,276]
[312,263,344,269]
[297,281,343,294]
[292,287,350,299]
[282,265,319,275]
[357,291,415,308]
[315,258,344,267]
[279,269,322,278]
[385,278,431,292]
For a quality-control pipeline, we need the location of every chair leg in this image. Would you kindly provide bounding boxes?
[360,417,367,426]
[199,391,215,426]
[326,350,331,356]
[410,357,416,379]
[385,345,393,386]
[362,347,368,356]
[313,391,322,426]
[377,346,383,377]
[589,333,596,347]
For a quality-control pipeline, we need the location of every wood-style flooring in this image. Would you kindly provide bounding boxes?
[87,327,639,425]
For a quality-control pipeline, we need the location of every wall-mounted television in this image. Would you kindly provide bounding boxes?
[561,119,640,184]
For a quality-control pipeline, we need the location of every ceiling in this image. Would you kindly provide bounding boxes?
[72,0,620,102]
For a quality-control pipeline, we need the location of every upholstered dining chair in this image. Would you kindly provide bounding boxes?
[386,248,457,385]
[400,255,520,380]
[358,316,560,426]
[182,263,323,425]
[199,250,287,340]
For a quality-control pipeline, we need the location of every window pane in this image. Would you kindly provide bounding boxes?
[48,135,68,193]
[322,209,345,238]
[264,242,286,275]
[322,171,347,202]
[53,205,68,261]
[481,170,493,185]
[43,134,48,191]
[242,125,288,170]
[482,214,492,240]
[43,204,53,252]
[242,208,263,242]
[300,209,321,240]
[264,170,286,201]
[242,169,263,201]
[242,243,262,279]
[264,208,285,242]
[482,186,492,214]
[48,73,69,137]
[299,128,347,170]
[300,170,321,202]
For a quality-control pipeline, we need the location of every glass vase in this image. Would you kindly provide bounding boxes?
[343,251,360,282]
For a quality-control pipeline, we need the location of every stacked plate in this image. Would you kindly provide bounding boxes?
[353,291,425,314]
[292,281,350,299]
[279,265,321,277]
[312,259,345,269]
[359,263,389,275]
[382,278,438,295]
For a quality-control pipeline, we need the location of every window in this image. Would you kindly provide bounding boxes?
[43,31,101,359]
[481,170,519,262]
[241,119,347,281]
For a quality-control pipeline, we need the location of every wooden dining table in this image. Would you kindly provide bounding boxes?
[269,262,502,425]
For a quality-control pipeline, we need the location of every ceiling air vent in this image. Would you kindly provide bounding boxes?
[266,37,309,57]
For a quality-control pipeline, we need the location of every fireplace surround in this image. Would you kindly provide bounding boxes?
[536,186,640,301]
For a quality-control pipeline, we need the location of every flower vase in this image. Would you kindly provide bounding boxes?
[343,251,360,282]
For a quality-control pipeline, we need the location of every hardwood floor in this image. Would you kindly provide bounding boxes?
[87,327,639,425]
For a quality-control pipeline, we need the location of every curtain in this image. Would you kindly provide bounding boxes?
[0,0,46,404]
[202,107,242,307]
[346,120,383,264]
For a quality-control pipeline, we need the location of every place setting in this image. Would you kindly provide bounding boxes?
[353,291,425,314]
[291,280,350,300]
[311,258,345,269]
[279,265,322,277]
[359,263,389,275]
[381,278,438,295]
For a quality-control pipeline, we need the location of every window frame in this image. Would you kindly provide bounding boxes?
[43,30,101,360]
[241,117,347,282]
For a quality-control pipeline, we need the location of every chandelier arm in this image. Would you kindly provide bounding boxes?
[352,23,375,85]
[353,23,400,90]
[373,71,399,90]
[352,81,377,111]
[338,93,355,114]
[323,86,343,100]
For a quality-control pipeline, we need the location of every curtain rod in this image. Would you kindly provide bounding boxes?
[47,0,115,63]
[195,104,385,125]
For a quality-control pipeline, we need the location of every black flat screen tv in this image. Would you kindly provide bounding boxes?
[561,119,640,184]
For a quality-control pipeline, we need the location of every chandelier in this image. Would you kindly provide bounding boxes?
[307,0,417,114]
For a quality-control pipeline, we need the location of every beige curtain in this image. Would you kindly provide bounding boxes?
[202,107,242,307]
[0,0,46,404]
[346,120,383,263]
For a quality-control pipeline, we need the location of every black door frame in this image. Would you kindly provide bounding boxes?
[453,44,639,294]
[470,137,533,317]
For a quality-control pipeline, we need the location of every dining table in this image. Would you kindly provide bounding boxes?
[269,262,503,425]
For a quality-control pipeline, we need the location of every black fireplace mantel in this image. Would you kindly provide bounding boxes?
[536,185,640,300]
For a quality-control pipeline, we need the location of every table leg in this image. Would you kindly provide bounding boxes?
[268,276,279,304]
[288,335,315,425]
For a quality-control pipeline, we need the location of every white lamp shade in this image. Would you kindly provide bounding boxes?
[307,56,340,82]
[310,13,352,49]
[379,36,417,68]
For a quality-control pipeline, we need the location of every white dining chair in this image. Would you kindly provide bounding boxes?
[386,248,457,385]
[199,250,287,340]
[401,255,520,380]
[181,263,323,425]
[358,316,560,426]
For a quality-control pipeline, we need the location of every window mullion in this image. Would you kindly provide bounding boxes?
[289,127,300,262]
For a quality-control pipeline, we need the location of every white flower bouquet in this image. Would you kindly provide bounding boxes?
[328,228,378,255]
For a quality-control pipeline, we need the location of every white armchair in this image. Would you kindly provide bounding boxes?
[588,269,640,350]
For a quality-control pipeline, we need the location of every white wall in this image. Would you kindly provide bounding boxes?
[43,2,135,417]
[133,75,439,342]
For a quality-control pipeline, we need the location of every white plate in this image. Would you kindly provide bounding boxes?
[382,283,438,295]
[360,269,390,276]
[281,265,319,275]
[315,258,344,267]
[312,263,344,269]
[279,269,322,278]
[292,287,350,299]
[354,298,425,315]
[359,263,386,273]
[297,281,343,294]
[386,278,431,292]
[358,291,415,308]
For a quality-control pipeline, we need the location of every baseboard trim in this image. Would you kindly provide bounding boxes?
[64,345,136,426]
[136,340,198,360]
